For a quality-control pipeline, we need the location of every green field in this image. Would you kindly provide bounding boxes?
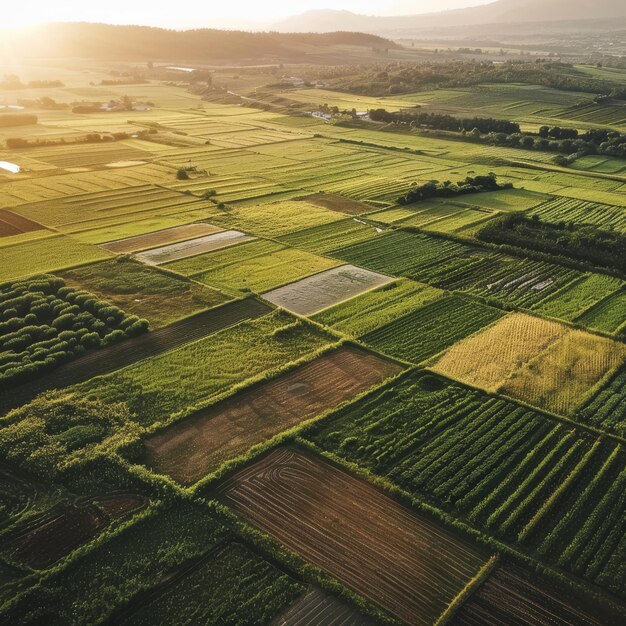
[2,59,626,626]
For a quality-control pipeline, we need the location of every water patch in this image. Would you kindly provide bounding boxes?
[0,161,20,174]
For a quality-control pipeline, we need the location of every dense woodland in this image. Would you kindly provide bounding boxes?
[398,173,512,204]
[478,213,626,273]
[305,60,626,97]
[4,23,397,61]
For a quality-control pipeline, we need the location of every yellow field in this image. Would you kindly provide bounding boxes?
[211,200,344,237]
[500,330,626,415]
[430,313,567,391]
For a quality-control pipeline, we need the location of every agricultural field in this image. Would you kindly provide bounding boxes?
[2,60,626,625]
[362,295,504,363]
[217,447,490,626]
[71,311,336,425]
[576,365,626,435]
[432,313,626,415]
[142,346,401,484]
[186,244,340,294]
[133,230,254,265]
[451,564,604,626]
[0,273,147,387]
[262,265,393,315]
[313,278,444,337]
[306,372,626,600]
[59,258,230,328]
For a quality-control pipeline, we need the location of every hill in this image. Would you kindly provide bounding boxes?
[3,23,398,62]
[274,0,626,36]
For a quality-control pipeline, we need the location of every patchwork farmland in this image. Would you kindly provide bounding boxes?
[1,53,626,626]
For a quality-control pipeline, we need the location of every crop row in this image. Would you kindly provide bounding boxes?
[361,295,503,363]
[576,365,626,436]
[307,372,626,597]
[528,197,626,233]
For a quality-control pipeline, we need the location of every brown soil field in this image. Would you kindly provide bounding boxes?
[451,564,606,626]
[302,193,372,215]
[0,298,271,414]
[0,209,45,237]
[142,347,401,485]
[1,494,145,569]
[276,586,375,626]
[100,223,223,253]
[217,447,489,626]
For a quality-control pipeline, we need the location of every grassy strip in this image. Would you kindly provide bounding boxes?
[434,555,499,626]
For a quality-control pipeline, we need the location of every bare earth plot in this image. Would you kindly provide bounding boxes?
[100,223,223,253]
[301,192,373,215]
[0,209,46,238]
[217,447,489,626]
[0,298,271,414]
[134,230,253,265]
[143,347,401,485]
[262,265,394,316]
[451,564,604,626]
[275,586,375,626]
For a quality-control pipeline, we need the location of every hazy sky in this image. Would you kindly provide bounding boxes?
[2,0,492,29]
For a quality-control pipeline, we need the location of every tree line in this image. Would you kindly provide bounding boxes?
[369,108,626,161]
[398,173,512,205]
[477,213,626,274]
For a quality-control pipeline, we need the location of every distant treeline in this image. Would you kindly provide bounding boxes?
[0,75,64,89]
[478,213,626,274]
[369,109,626,161]
[305,61,626,98]
[0,114,38,128]
[369,109,520,134]
[5,23,397,61]
[6,130,153,150]
[398,173,511,205]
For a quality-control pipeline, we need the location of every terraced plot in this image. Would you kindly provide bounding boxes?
[134,230,253,265]
[262,265,393,316]
[313,279,444,338]
[0,210,45,238]
[451,564,604,626]
[142,347,401,484]
[577,365,626,435]
[0,494,145,569]
[73,311,335,426]
[100,223,222,253]
[307,372,626,598]
[362,295,503,364]
[217,447,489,626]
[277,587,375,626]
[430,313,567,390]
[500,330,626,415]
[0,298,270,414]
[192,246,339,294]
